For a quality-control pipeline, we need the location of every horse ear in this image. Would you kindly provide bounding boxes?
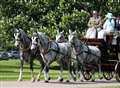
[15,28,19,32]
[69,29,72,34]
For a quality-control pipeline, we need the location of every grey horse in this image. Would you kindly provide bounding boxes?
[68,30,103,81]
[55,30,77,79]
[14,28,44,81]
[31,32,75,82]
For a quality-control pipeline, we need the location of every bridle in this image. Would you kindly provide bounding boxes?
[14,32,31,52]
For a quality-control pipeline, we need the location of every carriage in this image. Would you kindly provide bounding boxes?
[80,32,120,82]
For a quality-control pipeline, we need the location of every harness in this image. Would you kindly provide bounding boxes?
[41,41,60,55]
[74,42,100,64]
[20,46,30,52]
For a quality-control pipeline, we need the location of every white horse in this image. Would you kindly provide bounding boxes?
[68,30,103,81]
[31,32,75,82]
[14,28,45,81]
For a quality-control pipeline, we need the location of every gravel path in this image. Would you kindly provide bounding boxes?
[0,80,120,88]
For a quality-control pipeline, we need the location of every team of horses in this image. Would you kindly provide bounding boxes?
[14,28,113,82]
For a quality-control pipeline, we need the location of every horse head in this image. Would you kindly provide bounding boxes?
[14,28,31,49]
[31,32,49,50]
[56,30,65,43]
[68,30,77,44]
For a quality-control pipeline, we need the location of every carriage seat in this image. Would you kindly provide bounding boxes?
[80,38,105,46]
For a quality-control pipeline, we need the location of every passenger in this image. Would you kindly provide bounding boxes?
[85,10,102,38]
[98,12,115,41]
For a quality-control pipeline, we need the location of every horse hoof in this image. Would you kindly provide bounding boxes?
[99,76,103,80]
[17,79,22,81]
[36,79,40,82]
[59,78,64,82]
[44,80,49,83]
[31,78,35,82]
[73,77,76,81]
[66,80,70,82]
[91,79,95,82]
[48,77,51,80]
[80,79,84,82]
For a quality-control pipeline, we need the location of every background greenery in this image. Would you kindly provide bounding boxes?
[0,0,120,50]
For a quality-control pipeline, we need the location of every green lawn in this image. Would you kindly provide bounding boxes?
[0,59,68,81]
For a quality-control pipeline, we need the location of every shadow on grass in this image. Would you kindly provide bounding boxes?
[49,80,119,85]
[0,64,67,71]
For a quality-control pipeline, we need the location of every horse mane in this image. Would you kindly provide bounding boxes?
[19,29,31,46]
[38,32,49,41]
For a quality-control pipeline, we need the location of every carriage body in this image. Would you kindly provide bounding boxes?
[80,33,120,81]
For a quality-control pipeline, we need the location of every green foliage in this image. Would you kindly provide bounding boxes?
[0,0,119,49]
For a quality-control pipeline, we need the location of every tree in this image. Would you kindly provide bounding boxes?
[0,0,119,49]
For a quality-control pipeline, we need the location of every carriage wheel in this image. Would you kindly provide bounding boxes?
[83,71,92,80]
[115,62,120,82]
[103,71,114,80]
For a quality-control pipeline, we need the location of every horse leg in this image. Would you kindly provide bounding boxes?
[91,69,95,82]
[18,59,23,81]
[80,66,84,82]
[68,59,76,81]
[57,60,64,82]
[43,64,50,83]
[98,63,103,80]
[30,58,35,82]
[36,60,45,81]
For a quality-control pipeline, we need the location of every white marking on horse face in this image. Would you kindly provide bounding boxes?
[32,36,38,44]
[56,32,65,42]
[68,34,74,43]
[56,34,61,42]
[14,33,20,47]
[31,36,38,50]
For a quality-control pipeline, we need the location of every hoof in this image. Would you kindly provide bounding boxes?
[99,76,103,80]
[17,79,22,81]
[73,77,76,81]
[36,78,40,82]
[59,78,64,82]
[31,78,35,82]
[44,80,49,83]
[80,79,84,82]
[91,79,95,82]
[66,80,70,82]
[48,77,51,80]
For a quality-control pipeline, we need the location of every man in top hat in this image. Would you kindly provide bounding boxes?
[85,10,102,38]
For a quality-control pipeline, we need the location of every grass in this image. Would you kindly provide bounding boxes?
[0,59,119,81]
[0,59,68,81]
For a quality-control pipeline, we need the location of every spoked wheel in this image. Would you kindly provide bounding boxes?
[103,71,114,80]
[83,70,92,80]
[115,61,120,82]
